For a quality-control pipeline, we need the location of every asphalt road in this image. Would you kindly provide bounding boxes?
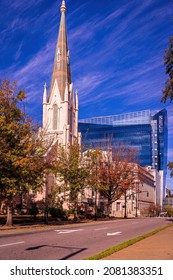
[0,217,170,260]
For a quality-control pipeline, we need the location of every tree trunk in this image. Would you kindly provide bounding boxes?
[6,203,13,226]
[73,203,78,221]
[94,190,98,220]
[107,199,112,216]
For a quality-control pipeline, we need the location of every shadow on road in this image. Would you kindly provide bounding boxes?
[26,245,47,250]
[25,245,87,260]
[60,247,87,260]
[166,218,173,222]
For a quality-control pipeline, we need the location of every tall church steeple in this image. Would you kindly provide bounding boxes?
[42,0,79,147]
[49,0,71,101]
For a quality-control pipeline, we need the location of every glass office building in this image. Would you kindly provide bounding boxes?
[79,109,168,196]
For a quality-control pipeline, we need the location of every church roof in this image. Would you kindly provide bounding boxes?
[49,0,71,101]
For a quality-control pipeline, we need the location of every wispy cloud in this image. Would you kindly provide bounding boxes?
[10,0,42,12]
[12,40,55,94]
[76,71,117,104]
[14,42,23,61]
[66,0,171,111]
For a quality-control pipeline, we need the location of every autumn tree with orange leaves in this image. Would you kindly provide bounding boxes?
[0,79,50,226]
[94,147,138,216]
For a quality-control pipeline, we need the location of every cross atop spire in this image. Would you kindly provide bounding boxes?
[60,0,66,13]
[49,0,71,101]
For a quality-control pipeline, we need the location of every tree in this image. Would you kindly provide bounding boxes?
[141,204,161,217]
[118,162,137,218]
[0,79,49,226]
[161,36,173,103]
[94,148,137,216]
[53,141,90,221]
[85,149,104,219]
[168,161,173,177]
[164,205,173,217]
[161,36,173,180]
[97,150,122,215]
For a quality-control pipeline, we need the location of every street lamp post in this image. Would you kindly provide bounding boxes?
[44,179,48,224]
[135,192,138,217]
[124,190,135,219]
[135,180,139,218]
[124,191,127,218]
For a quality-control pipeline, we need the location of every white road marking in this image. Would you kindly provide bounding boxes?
[94,227,108,231]
[55,229,84,234]
[132,222,139,224]
[0,241,25,248]
[107,232,122,236]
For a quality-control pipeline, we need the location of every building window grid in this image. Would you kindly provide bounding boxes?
[79,110,151,126]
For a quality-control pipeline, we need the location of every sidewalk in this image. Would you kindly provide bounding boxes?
[102,225,173,260]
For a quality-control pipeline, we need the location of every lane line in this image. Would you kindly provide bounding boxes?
[94,227,108,231]
[0,241,25,248]
[55,229,84,234]
[107,231,122,236]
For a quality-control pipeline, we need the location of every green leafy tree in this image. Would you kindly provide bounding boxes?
[168,161,173,177]
[85,149,104,218]
[53,141,90,221]
[0,79,50,226]
[161,36,173,103]
[161,36,173,180]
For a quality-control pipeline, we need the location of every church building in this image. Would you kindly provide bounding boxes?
[39,0,81,202]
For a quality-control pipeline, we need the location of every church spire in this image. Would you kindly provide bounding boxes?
[49,0,71,101]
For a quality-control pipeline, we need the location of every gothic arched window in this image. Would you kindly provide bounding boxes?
[53,104,58,130]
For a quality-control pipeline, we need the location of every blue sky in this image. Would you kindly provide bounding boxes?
[0,0,173,188]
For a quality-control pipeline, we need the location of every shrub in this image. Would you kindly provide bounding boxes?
[49,207,68,219]
[164,205,173,217]
[29,203,38,218]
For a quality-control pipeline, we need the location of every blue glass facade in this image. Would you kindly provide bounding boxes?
[152,109,168,190]
[152,109,168,171]
[79,109,168,193]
